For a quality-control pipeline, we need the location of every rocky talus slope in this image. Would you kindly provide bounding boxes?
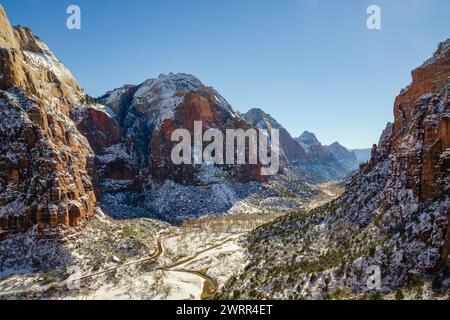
[218,40,450,300]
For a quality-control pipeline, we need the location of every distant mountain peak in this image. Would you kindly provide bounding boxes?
[244,108,283,129]
[329,141,345,149]
[296,131,320,148]
[100,73,240,128]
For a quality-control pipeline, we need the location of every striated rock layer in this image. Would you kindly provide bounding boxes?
[93,74,271,220]
[0,5,97,239]
[356,39,450,264]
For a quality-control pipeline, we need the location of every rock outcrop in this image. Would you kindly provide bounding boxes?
[326,142,358,171]
[352,40,450,265]
[296,132,371,172]
[357,40,450,267]
[381,39,450,263]
[295,131,320,150]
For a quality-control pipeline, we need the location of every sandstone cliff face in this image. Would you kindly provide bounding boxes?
[97,74,259,187]
[0,5,96,239]
[360,39,450,264]
[391,40,450,203]
[149,92,267,185]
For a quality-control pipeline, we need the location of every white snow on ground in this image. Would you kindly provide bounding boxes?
[0,181,340,300]
[170,235,246,289]
[67,270,204,300]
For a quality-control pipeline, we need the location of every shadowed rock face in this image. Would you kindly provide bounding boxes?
[244,109,349,180]
[326,142,358,171]
[0,5,97,239]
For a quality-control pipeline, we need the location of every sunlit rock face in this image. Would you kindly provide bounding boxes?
[352,39,450,264]
[382,39,450,263]
[0,5,97,239]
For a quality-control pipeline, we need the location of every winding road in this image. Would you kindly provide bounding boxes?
[0,232,225,300]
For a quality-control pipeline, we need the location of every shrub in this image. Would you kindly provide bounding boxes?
[368,291,383,300]
[395,289,404,300]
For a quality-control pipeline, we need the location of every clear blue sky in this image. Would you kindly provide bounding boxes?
[2,0,449,148]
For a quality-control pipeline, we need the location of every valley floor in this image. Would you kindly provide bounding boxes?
[0,182,343,300]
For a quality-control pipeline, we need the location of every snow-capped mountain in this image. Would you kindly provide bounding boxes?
[91,74,278,220]
[0,2,327,234]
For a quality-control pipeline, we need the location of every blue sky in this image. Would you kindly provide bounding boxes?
[2,0,449,148]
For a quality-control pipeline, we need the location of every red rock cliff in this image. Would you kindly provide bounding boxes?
[0,5,97,239]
